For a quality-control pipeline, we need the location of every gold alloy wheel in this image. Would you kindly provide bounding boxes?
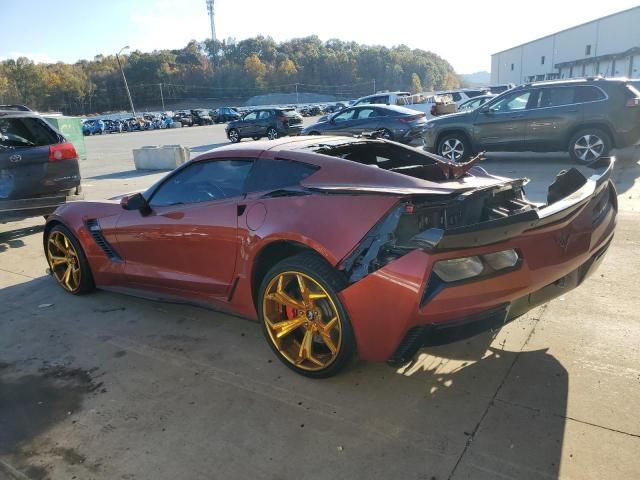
[263,271,342,371]
[47,230,81,292]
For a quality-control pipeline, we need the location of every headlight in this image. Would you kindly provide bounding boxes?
[433,256,483,282]
[482,249,519,270]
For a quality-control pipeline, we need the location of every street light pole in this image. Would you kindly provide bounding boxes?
[116,46,136,117]
[159,83,165,112]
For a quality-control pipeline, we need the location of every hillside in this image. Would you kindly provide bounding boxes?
[0,36,461,115]
[461,71,490,86]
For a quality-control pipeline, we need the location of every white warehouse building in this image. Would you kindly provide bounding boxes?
[491,6,640,85]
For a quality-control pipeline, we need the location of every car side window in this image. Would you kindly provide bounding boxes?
[245,159,319,192]
[489,91,532,112]
[451,92,462,102]
[258,111,272,120]
[149,160,254,207]
[356,108,378,119]
[536,87,575,108]
[333,109,356,122]
[244,112,258,121]
[575,86,606,102]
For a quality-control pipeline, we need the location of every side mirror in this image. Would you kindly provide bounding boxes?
[479,106,493,114]
[121,192,151,216]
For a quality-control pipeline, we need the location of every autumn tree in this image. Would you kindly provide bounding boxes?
[0,37,460,114]
[410,73,423,93]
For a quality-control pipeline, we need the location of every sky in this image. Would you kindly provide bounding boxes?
[0,0,638,74]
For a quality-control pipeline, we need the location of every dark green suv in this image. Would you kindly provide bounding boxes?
[422,78,640,163]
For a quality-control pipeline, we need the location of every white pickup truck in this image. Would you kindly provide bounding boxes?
[352,91,452,118]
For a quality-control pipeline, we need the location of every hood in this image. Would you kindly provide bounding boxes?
[428,110,473,124]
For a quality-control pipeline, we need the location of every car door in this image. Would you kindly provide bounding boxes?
[524,86,585,151]
[239,111,259,136]
[114,159,254,298]
[472,89,533,151]
[344,107,383,135]
[256,110,273,135]
[326,108,358,135]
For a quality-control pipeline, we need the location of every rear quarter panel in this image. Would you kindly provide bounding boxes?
[230,193,400,319]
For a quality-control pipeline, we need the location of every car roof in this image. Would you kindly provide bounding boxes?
[0,110,41,118]
[521,77,631,88]
[346,104,422,115]
[193,136,503,194]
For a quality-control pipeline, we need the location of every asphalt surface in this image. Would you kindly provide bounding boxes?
[1,120,640,480]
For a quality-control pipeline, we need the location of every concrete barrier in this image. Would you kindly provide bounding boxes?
[133,145,190,170]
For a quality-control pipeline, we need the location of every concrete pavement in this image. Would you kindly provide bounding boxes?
[1,123,639,480]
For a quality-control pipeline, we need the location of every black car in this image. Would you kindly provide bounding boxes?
[302,104,427,143]
[225,108,304,143]
[422,78,640,163]
[173,111,193,127]
[211,107,240,123]
[0,105,83,223]
[190,109,213,126]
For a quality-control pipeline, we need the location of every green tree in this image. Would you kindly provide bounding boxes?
[410,73,423,94]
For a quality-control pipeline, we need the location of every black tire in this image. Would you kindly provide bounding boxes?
[437,133,471,162]
[258,252,356,378]
[228,128,241,143]
[266,127,279,140]
[45,224,95,295]
[568,128,611,164]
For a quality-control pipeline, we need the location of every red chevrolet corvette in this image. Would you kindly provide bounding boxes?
[44,137,616,377]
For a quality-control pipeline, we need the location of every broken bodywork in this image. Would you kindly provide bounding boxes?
[43,137,617,372]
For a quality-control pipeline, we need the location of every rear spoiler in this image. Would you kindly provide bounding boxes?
[429,157,614,250]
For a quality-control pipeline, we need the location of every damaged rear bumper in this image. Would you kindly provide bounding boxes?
[338,158,617,363]
[387,237,612,365]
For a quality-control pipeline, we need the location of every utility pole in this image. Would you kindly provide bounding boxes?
[159,83,165,111]
[295,83,299,105]
[116,46,136,117]
[206,0,216,43]
[373,78,376,93]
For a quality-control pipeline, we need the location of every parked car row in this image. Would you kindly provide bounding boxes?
[421,77,640,163]
[228,78,640,165]
[81,107,243,135]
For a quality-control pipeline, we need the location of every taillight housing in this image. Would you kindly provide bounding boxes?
[399,113,426,123]
[49,142,78,162]
[625,97,640,107]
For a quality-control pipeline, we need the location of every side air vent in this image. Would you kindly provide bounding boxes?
[86,219,122,261]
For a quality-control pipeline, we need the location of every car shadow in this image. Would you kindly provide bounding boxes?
[610,145,640,195]
[87,169,171,180]
[0,224,44,253]
[0,274,568,479]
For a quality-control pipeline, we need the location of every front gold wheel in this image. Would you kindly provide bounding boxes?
[47,230,81,292]
[263,271,342,372]
[45,225,94,295]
